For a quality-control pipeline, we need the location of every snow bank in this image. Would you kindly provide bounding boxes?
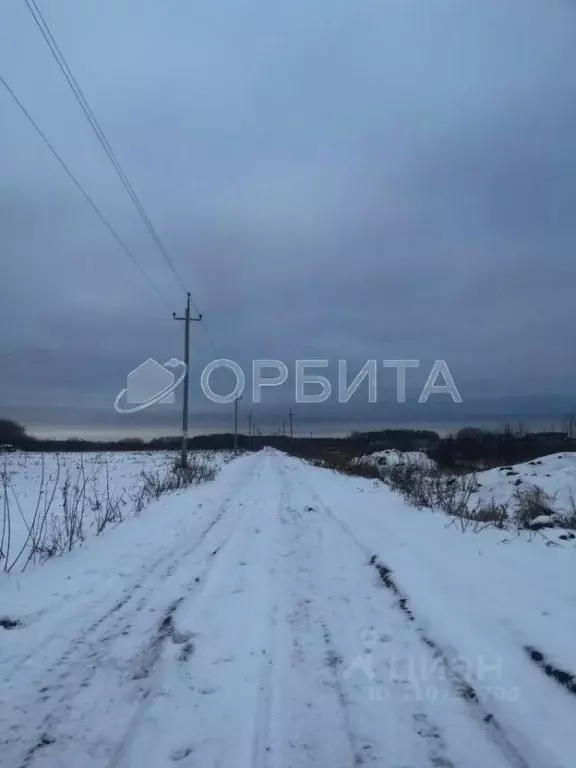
[353,450,576,532]
[352,448,436,471]
[471,452,576,520]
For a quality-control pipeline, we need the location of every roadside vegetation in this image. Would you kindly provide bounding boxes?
[0,451,218,574]
[289,443,576,536]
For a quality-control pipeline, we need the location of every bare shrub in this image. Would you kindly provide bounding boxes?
[2,455,64,571]
[471,498,510,529]
[512,486,557,529]
[362,457,512,533]
[378,461,480,516]
[382,461,427,501]
[300,447,567,536]
[433,473,480,517]
[2,451,218,572]
[135,453,216,509]
[61,456,88,551]
[555,490,576,530]
[37,457,93,558]
[324,456,381,480]
[93,456,125,535]
[1,459,11,570]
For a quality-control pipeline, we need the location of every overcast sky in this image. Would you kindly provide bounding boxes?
[1,0,575,438]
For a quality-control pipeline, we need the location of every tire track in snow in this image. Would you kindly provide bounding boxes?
[108,465,267,768]
[105,599,192,768]
[4,458,262,768]
[303,471,532,768]
[128,465,264,683]
[251,603,278,768]
[283,460,461,767]
[5,457,259,681]
[300,495,452,765]
[105,455,283,768]
[270,459,360,767]
[285,465,457,766]
[523,646,576,697]
[318,619,366,765]
[250,460,286,768]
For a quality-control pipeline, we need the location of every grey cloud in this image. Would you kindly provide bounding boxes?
[1,0,575,436]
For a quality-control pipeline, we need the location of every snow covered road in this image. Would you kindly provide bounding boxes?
[2,451,575,767]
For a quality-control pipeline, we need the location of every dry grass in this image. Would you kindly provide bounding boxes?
[1,452,217,573]
[512,486,557,530]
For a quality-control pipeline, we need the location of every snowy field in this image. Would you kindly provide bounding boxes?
[1,449,575,768]
[0,450,230,573]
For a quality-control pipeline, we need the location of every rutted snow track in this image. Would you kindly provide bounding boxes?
[1,451,575,768]
[1,458,261,767]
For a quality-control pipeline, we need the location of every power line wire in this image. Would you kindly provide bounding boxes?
[24,0,192,304]
[23,0,221,355]
[201,323,221,359]
[0,73,174,311]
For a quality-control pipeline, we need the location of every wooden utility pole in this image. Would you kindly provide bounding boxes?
[248,409,253,450]
[234,395,242,452]
[289,409,294,441]
[173,293,202,467]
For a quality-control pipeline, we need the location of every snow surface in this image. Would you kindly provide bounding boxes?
[353,449,436,470]
[471,452,576,518]
[1,450,575,767]
[356,449,576,529]
[0,450,230,570]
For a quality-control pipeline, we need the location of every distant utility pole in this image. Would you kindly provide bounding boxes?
[248,409,253,450]
[234,395,242,452]
[289,409,294,441]
[173,292,202,467]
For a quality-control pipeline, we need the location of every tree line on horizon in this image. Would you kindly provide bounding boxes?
[1,419,574,469]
